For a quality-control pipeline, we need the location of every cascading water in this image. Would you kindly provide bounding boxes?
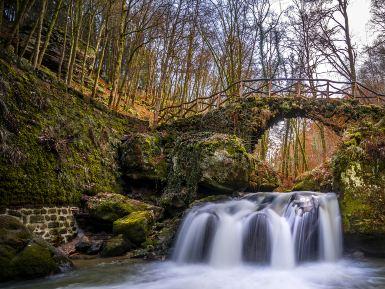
[6,191,385,289]
[172,192,342,268]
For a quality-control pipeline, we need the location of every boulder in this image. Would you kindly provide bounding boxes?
[0,215,73,282]
[161,133,279,213]
[120,133,167,181]
[292,162,333,192]
[100,235,132,258]
[113,211,154,245]
[198,134,254,192]
[74,236,104,255]
[86,192,162,223]
[74,236,92,253]
[333,124,385,235]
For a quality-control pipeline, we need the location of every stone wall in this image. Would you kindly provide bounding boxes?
[2,207,79,244]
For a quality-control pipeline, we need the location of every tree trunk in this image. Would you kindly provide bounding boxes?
[0,0,4,33]
[80,14,95,90]
[32,0,47,69]
[109,1,128,109]
[20,14,40,59]
[6,0,36,49]
[37,0,63,67]
[88,22,105,78]
[58,2,71,79]
[91,33,109,99]
[66,0,83,86]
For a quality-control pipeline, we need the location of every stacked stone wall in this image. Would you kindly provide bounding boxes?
[2,206,79,244]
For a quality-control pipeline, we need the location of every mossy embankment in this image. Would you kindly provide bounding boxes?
[0,55,148,207]
[292,118,385,237]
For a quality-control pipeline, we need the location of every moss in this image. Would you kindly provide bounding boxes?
[0,215,73,282]
[0,215,31,251]
[120,133,167,181]
[0,58,147,206]
[87,192,154,222]
[0,244,16,281]
[113,211,154,245]
[292,179,319,191]
[100,234,132,257]
[10,243,58,279]
[158,133,279,214]
[333,123,385,234]
[190,195,231,207]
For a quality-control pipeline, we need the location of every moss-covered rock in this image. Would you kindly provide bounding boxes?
[0,215,73,282]
[113,211,154,245]
[120,133,167,181]
[249,161,280,191]
[190,195,231,207]
[333,122,385,234]
[292,162,333,192]
[86,192,162,222]
[100,234,132,257]
[10,242,58,279]
[160,133,278,213]
[0,214,31,250]
[198,134,253,192]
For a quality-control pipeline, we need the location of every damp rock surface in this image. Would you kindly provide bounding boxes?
[0,215,73,282]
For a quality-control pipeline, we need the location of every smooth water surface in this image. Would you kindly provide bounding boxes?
[2,259,385,289]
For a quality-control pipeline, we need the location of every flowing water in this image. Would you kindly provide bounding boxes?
[3,192,385,289]
[173,192,342,266]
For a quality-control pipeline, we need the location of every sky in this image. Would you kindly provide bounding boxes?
[271,0,373,49]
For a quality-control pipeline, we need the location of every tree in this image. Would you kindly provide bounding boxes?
[317,0,357,86]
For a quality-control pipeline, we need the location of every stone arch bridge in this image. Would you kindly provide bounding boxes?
[160,96,385,148]
[158,79,385,147]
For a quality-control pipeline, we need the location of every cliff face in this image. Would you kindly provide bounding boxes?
[0,53,147,207]
[333,121,385,235]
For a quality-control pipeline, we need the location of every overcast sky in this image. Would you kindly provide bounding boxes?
[271,0,373,49]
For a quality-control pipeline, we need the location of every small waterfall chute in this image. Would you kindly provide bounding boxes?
[172,192,343,269]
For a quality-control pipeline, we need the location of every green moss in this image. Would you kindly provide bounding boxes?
[113,211,154,245]
[0,58,147,206]
[10,243,57,279]
[120,133,167,181]
[190,195,231,207]
[0,244,16,281]
[333,123,385,234]
[100,234,132,257]
[87,192,153,222]
[0,215,31,251]
[292,179,318,191]
[159,133,278,214]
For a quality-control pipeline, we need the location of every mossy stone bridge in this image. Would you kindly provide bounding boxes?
[159,78,385,146]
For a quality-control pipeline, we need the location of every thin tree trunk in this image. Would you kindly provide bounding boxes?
[317,122,327,162]
[0,0,4,33]
[37,0,63,67]
[58,2,71,79]
[32,0,47,69]
[109,1,128,109]
[91,33,109,99]
[88,22,105,78]
[80,15,95,90]
[66,0,83,86]
[20,14,39,58]
[6,0,36,49]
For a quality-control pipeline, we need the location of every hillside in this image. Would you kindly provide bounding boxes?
[0,51,148,207]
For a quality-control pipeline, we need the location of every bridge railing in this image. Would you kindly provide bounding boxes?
[158,78,385,123]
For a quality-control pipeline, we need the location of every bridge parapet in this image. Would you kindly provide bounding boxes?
[159,79,385,124]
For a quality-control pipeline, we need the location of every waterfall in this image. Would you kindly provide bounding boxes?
[172,192,342,269]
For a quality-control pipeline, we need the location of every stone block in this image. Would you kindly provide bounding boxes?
[48,222,59,228]
[30,215,45,223]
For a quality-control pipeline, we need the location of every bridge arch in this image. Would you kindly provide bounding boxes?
[161,97,385,150]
